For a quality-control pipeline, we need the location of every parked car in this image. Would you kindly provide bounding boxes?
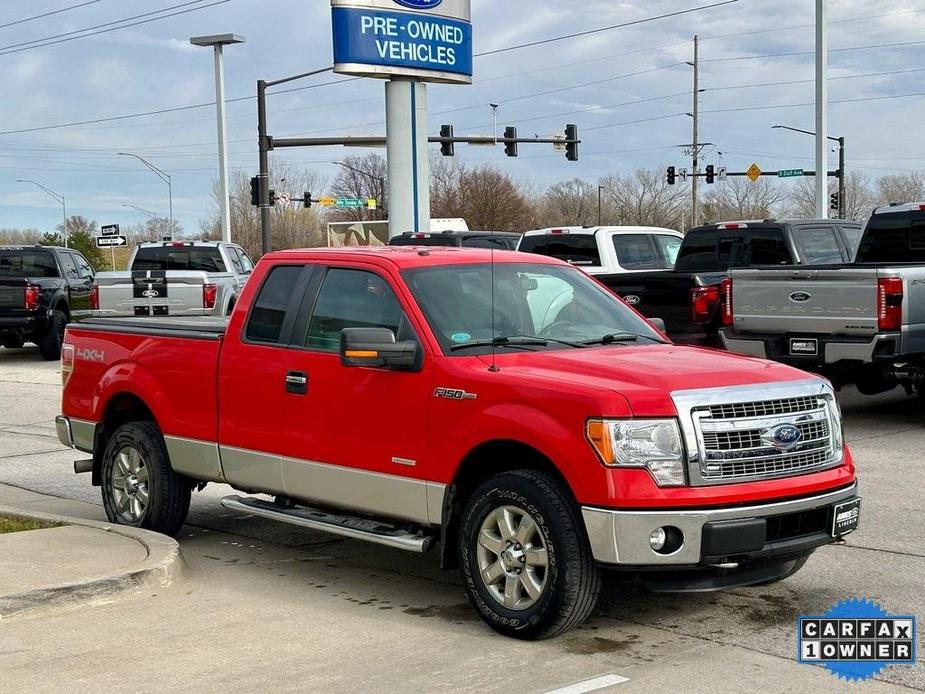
[57,247,859,639]
[389,230,520,250]
[721,203,925,395]
[0,245,94,360]
[517,226,683,274]
[92,241,252,317]
[598,219,862,347]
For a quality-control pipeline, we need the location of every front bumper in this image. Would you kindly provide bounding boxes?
[582,482,858,566]
[720,329,898,367]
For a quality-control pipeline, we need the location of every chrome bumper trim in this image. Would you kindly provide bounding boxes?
[55,415,73,448]
[582,482,858,566]
[56,416,96,453]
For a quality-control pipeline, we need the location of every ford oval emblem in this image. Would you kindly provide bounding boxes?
[764,424,803,450]
[790,291,812,303]
[623,294,641,306]
[142,289,159,298]
[394,0,444,8]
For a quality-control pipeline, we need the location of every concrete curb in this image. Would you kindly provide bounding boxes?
[0,504,185,621]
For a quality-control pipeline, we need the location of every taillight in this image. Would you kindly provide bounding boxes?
[90,285,99,311]
[61,343,74,386]
[721,277,733,327]
[877,277,903,331]
[202,283,218,310]
[691,285,720,323]
[24,284,40,311]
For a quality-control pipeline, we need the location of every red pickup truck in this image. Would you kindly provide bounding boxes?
[56,247,860,639]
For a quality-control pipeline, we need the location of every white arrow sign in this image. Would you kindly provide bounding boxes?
[96,235,127,248]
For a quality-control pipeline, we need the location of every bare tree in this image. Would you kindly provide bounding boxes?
[541,178,600,226]
[0,228,43,244]
[601,169,689,230]
[876,172,925,204]
[701,177,785,223]
[329,153,388,222]
[430,161,535,231]
[786,172,876,222]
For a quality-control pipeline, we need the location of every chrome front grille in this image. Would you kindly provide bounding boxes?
[671,381,844,487]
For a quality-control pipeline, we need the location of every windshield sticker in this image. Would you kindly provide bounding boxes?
[451,332,472,343]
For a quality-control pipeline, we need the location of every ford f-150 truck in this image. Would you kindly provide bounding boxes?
[721,203,925,396]
[92,241,252,318]
[0,245,95,359]
[56,247,860,639]
[596,219,862,347]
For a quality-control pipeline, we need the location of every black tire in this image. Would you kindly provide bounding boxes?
[459,470,601,640]
[1,337,24,349]
[752,555,810,587]
[101,421,191,536]
[38,310,66,361]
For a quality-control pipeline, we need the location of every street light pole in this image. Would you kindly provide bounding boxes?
[191,34,245,244]
[815,0,828,219]
[17,179,67,247]
[598,185,604,226]
[118,152,173,235]
[772,125,845,218]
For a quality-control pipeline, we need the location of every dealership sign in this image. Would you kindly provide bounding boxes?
[331,0,472,84]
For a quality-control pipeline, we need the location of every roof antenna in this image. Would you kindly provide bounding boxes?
[488,243,500,372]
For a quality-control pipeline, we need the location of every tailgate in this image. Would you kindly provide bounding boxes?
[96,271,208,317]
[0,279,25,312]
[730,267,879,335]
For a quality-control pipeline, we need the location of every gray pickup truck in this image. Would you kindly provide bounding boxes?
[721,203,925,395]
[93,241,253,318]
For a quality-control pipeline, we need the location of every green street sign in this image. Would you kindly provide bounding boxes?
[336,198,365,208]
[778,169,804,178]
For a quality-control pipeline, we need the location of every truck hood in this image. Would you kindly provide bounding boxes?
[489,344,819,417]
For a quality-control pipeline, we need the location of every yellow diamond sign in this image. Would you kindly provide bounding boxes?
[746,163,762,182]
[318,196,336,207]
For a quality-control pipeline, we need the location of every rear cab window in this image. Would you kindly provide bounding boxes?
[674,227,793,272]
[518,234,602,268]
[0,249,60,278]
[132,245,227,272]
[855,211,925,263]
[798,226,845,264]
[612,234,673,270]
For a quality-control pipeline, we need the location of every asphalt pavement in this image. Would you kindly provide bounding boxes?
[0,343,922,693]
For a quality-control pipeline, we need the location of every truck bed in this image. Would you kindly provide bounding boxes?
[75,315,228,339]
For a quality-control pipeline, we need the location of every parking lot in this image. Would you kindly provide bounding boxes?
[0,344,922,693]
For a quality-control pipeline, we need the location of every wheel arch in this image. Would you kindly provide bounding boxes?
[439,439,576,570]
[91,391,158,486]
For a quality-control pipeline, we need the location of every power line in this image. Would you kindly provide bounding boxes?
[0,0,230,56]
[474,0,739,57]
[701,89,925,114]
[704,38,925,63]
[0,0,103,30]
[706,66,925,92]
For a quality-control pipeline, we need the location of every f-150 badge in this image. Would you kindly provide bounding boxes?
[434,388,477,401]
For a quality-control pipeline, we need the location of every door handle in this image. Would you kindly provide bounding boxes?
[285,371,308,395]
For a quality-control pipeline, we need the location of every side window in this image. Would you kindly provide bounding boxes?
[840,225,862,258]
[613,234,663,270]
[59,253,79,280]
[800,226,844,264]
[244,266,304,344]
[655,235,682,266]
[305,269,405,352]
[71,253,94,279]
[236,248,254,272]
[226,247,245,274]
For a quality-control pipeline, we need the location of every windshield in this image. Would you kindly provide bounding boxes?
[132,246,227,272]
[402,262,664,355]
[0,250,59,278]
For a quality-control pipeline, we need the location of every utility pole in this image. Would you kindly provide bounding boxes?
[837,135,845,219]
[815,0,828,218]
[691,35,700,228]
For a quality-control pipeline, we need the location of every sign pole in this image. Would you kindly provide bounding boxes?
[386,78,430,238]
[815,0,828,219]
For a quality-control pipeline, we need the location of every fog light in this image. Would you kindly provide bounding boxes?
[649,526,684,555]
[649,527,667,551]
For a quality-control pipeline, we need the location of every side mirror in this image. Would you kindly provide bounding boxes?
[649,317,667,333]
[340,327,421,371]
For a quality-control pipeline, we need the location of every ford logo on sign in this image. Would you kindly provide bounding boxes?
[394,0,443,8]
[790,291,812,303]
[764,424,803,450]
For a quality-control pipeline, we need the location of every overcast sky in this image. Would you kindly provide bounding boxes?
[1,0,923,234]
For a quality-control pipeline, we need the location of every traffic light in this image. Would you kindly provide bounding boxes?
[504,126,518,157]
[303,192,312,209]
[250,176,260,206]
[705,164,716,184]
[565,123,579,161]
[830,192,840,212]
[268,189,277,207]
[440,124,454,157]
[667,166,676,185]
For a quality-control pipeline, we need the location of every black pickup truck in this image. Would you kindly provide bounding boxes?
[0,245,95,360]
[599,219,862,347]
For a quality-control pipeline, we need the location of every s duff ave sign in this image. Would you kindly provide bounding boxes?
[331,0,472,84]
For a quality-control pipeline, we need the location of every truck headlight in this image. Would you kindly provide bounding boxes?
[586,419,686,487]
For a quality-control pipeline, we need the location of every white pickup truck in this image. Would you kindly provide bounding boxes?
[92,241,253,318]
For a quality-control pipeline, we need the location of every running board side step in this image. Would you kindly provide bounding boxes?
[220,495,434,553]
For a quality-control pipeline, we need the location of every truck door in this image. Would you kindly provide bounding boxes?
[217,264,313,494]
[280,265,432,524]
[61,252,94,319]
